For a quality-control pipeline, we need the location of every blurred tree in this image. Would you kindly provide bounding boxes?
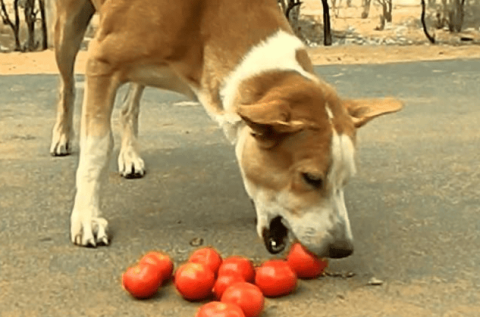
[434,0,466,32]
[448,0,465,32]
[277,0,332,46]
[320,0,332,45]
[0,0,48,51]
[278,0,302,32]
[0,0,21,50]
[38,0,47,49]
[376,0,392,30]
[361,0,372,18]
[421,0,436,43]
[23,0,37,50]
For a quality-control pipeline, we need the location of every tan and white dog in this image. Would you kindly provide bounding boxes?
[50,0,402,258]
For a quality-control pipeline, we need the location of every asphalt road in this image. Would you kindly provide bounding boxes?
[1,59,479,316]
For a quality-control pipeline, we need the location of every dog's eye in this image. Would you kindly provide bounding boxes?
[302,173,323,189]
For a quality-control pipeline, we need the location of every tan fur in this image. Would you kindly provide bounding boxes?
[236,71,337,201]
[295,49,315,74]
[54,0,403,254]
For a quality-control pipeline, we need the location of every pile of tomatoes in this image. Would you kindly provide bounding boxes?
[122,243,328,317]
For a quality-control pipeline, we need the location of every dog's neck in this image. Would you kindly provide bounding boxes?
[214,30,317,144]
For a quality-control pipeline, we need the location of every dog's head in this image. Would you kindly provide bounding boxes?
[234,74,402,258]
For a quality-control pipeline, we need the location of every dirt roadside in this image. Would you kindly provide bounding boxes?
[1,0,480,74]
[1,44,480,75]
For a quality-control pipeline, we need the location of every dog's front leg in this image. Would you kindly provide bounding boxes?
[71,66,119,247]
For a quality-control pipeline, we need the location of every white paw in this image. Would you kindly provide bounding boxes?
[118,146,145,178]
[70,215,109,247]
[50,127,72,156]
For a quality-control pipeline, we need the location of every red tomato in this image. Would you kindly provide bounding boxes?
[213,274,246,300]
[195,301,245,317]
[139,251,174,282]
[218,256,255,282]
[255,260,297,297]
[122,263,163,299]
[174,262,215,301]
[286,243,328,279]
[221,282,264,317]
[189,247,223,276]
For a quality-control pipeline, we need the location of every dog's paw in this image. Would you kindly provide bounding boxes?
[71,216,109,247]
[118,146,145,179]
[50,128,71,156]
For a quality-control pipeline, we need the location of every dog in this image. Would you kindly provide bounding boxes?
[50,0,402,258]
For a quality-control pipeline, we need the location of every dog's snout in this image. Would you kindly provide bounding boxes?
[328,240,354,259]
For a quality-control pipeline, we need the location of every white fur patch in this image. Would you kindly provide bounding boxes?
[334,188,353,240]
[71,133,112,246]
[219,30,317,143]
[326,106,334,120]
[327,131,356,240]
[329,131,357,186]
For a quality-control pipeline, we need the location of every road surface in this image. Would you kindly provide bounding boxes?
[0,59,479,316]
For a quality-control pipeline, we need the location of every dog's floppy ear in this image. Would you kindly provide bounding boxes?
[343,97,403,128]
[237,100,308,147]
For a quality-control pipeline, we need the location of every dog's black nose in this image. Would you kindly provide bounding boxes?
[328,242,354,259]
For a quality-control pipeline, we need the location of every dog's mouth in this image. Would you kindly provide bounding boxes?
[262,216,289,254]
